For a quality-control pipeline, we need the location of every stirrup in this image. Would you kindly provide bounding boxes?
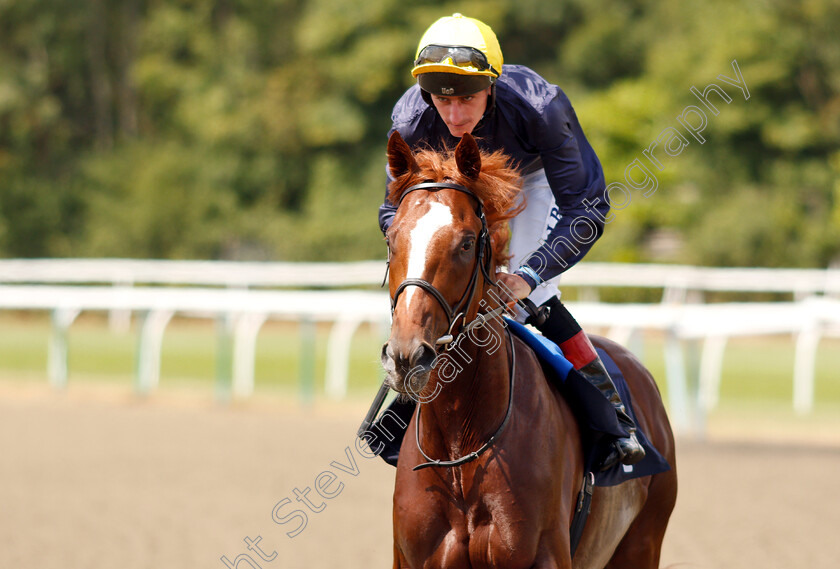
[599,431,645,471]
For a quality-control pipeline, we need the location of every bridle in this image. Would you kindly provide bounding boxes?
[387,181,501,348]
[386,180,516,471]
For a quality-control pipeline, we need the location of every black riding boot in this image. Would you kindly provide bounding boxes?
[576,356,646,470]
[531,296,645,471]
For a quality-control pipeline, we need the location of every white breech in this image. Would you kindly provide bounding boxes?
[506,168,563,322]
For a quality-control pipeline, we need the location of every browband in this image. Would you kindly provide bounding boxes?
[399,182,483,206]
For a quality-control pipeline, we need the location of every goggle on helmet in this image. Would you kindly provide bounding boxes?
[411,14,503,98]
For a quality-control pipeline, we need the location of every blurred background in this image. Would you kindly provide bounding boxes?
[1,0,838,266]
[1,0,839,568]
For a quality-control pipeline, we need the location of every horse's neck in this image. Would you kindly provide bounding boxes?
[422,319,511,458]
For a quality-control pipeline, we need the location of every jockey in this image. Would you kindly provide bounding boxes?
[376,13,644,470]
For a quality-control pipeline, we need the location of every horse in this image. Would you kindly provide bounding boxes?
[380,130,677,569]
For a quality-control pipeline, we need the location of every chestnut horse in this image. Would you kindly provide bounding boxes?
[381,131,677,569]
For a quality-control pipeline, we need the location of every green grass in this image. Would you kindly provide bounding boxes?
[0,313,386,397]
[632,334,840,405]
[1,312,838,408]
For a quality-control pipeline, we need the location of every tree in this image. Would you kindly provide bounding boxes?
[0,0,836,267]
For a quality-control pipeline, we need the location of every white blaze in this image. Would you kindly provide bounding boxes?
[404,201,453,309]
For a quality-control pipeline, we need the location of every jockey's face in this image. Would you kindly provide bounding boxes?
[431,87,491,138]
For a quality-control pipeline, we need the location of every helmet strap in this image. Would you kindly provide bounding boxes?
[420,88,433,107]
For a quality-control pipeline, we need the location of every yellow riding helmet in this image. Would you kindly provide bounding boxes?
[411,14,503,97]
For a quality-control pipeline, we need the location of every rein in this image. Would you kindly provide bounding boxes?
[412,325,516,471]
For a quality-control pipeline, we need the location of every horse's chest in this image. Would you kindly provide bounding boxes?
[396,485,541,569]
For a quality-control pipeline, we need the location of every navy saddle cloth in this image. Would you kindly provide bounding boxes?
[368,320,670,487]
[505,319,670,487]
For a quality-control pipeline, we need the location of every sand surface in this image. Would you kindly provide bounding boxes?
[1,383,838,569]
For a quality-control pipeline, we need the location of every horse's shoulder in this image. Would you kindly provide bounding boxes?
[509,330,580,431]
[510,332,540,363]
[509,333,559,398]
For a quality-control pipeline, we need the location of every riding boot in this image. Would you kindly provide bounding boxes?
[574,354,646,471]
[531,297,645,471]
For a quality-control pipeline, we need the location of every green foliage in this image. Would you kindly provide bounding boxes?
[81,140,239,258]
[0,0,837,267]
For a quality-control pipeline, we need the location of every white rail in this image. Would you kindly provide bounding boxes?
[1,285,838,434]
[0,258,385,288]
[0,285,388,400]
[2,258,839,297]
[1,259,838,435]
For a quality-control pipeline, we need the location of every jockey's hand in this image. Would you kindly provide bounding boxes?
[494,272,531,308]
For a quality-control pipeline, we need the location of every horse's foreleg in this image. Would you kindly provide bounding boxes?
[393,544,410,569]
[526,535,574,569]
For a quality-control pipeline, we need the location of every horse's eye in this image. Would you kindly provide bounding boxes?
[462,239,475,252]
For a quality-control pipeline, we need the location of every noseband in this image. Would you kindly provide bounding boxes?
[389,181,498,347]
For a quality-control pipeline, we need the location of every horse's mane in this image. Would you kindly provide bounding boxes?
[387,146,524,269]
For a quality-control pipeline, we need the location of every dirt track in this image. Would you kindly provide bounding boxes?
[1,383,838,569]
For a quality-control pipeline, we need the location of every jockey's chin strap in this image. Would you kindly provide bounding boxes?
[388,181,498,350]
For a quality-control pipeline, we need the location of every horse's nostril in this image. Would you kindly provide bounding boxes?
[381,343,396,372]
[410,342,437,371]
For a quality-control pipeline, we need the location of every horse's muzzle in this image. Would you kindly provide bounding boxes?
[381,340,437,395]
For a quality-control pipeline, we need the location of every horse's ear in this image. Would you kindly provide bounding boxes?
[387,131,419,178]
[455,133,482,180]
